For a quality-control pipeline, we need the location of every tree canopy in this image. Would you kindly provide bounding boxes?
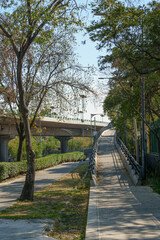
[88,0,160,155]
[0,0,92,201]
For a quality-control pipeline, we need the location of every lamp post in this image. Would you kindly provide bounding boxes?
[50,106,55,117]
[141,75,146,180]
[90,113,104,145]
[80,94,87,122]
[101,114,105,122]
[90,114,96,146]
[141,10,146,181]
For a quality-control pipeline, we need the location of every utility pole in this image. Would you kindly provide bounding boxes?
[141,9,146,181]
[141,75,146,180]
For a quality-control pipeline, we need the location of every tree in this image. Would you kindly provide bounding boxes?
[88,0,160,74]
[0,0,89,201]
[88,0,160,156]
[0,23,72,160]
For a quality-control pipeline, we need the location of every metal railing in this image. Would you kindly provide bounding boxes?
[89,125,111,181]
[116,133,142,176]
[44,114,108,124]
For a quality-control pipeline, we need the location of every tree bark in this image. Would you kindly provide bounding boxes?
[16,120,25,162]
[17,134,25,162]
[16,55,35,201]
[19,116,35,201]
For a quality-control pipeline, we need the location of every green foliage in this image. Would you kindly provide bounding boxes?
[8,136,60,160]
[0,161,27,181]
[88,0,160,157]
[0,152,85,181]
[8,136,91,161]
[0,0,82,48]
[68,137,91,151]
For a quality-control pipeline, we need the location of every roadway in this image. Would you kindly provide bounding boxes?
[0,115,108,137]
[0,115,108,161]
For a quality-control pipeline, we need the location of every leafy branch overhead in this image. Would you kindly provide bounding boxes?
[88,0,160,155]
[0,0,92,201]
[88,0,160,74]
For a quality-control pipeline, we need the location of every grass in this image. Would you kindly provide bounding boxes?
[146,175,160,194]
[0,163,90,240]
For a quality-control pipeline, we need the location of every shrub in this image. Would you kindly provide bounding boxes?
[68,137,91,151]
[8,136,60,160]
[0,152,85,181]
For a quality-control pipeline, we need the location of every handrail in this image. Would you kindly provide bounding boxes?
[115,133,142,176]
[89,125,110,182]
[0,112,108,124]
[44,114,108,124]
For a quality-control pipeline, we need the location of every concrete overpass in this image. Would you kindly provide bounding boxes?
[0,115,108,162]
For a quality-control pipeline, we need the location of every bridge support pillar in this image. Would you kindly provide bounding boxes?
[56,136,72,153]
[0,136,13,162]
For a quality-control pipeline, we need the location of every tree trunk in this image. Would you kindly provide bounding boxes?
[19,116,35,201]
[16,121,25,162]
[17,135,25,162]
[17,56,35,201]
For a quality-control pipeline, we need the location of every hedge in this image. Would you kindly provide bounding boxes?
[0,151,85,181]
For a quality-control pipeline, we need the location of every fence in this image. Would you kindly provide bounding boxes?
[115,133,142,185]
[89,123,112,184]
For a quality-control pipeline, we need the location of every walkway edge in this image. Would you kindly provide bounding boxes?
[115,138,141,185]
[85,180,99,240]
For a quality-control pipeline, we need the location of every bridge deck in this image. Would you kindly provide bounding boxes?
[86,129,160,239]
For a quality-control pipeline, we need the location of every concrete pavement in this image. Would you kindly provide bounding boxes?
[0,160,86,239]
[0,161,84,211]
[86,129,160,240]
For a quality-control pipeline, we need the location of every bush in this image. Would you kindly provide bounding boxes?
[68,137,91,151]
[0,152,85,181]
[8,136,60,160]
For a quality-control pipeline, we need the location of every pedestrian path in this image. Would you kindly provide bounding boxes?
[0,161,84,210]
[86,129,160,240]
[0,160,86,240]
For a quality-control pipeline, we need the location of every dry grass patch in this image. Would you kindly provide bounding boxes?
[0,163,90,240]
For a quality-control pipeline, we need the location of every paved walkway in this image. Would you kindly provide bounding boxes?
[86,129,160,240]
[0,161,84,210]
[0,160,86,239]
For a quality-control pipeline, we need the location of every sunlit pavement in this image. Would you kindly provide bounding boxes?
[86,129,160,240]
[0,160,87,240]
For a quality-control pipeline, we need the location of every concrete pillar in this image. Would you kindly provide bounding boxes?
[0,136,12,162]
[56,136,72,153]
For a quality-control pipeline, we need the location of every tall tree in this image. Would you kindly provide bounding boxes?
[0,29,92,161]
[87,0,160,155]
[0,0,86,201]
[88,0,160,74]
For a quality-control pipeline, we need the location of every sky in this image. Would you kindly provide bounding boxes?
[74,0,110,122]
[74,0,152,122]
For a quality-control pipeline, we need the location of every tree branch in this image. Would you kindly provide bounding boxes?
[0,24,18,56]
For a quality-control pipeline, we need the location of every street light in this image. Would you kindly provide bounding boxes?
[90,113,104,145]
[80,94,87,122]
[141,11,146,181]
